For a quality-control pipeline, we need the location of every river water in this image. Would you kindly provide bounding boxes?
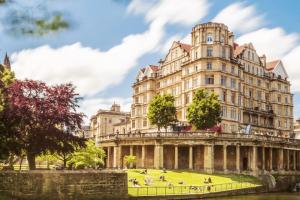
[209,193,300,200]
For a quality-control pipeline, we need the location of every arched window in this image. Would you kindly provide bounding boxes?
[207,33,213,44]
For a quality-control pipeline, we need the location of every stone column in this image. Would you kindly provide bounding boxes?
[119,145,122,168]
[262,146,265,171]
[252,146,258,175]
[130,145,134,168]
[279,148,284,171]
[189,145,193,170]
[107,147,111,168]
[236,144,240,173]
[296,151,299,170]
[293,150,296,171]
[113,146,120,168]
[174,145,178,169]
[270,148,273,171]
[141,145,145,168]
[154,144,163,169]
[204,144,214,174]
[223,145,227,173]
[287,149,290,171]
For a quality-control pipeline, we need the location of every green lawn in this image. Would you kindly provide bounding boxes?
[127,169,261,196]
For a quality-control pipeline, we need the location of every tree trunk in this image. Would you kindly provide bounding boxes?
[63,158,67,169]
[19,156,24,171]
[27,152,36,170]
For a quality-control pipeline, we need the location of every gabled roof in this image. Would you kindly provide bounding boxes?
[176,41,191,52]
[266,59,288,79]
[233,44,246,57]
[266,60,280,71]
[233,43,257,58]
[149,65,159,71]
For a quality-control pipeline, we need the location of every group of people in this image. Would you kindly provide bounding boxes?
[131,169,214,192]
[129,178,140,187]
[204,177,212,184]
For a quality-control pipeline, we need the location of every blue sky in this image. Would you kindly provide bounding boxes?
[0,0,299,123]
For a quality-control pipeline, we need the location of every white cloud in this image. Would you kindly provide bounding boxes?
[145,0,209,26]
[236,27,299,60]
[283,46,300,92]
[11,0,210,120]
[12,19,164,96]
[127,0,156,15]
[181,33,191,45]
[212,2,264,33]
[79,97,131,124]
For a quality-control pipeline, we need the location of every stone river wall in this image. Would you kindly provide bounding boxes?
[0,170,128,200]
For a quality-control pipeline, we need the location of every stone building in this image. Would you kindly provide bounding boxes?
[98,22,299,175]
[90,103,130,145]
[113,117,131,134]
[294,119,300,139]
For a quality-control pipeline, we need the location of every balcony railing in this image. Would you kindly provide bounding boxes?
[99,131,300,145]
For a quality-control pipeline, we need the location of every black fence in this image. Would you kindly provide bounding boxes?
[128,181,261,196]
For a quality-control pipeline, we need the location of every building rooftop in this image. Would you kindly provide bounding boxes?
[266,60,281,71]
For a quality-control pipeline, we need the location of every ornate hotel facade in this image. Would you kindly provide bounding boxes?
[96,22,300,175]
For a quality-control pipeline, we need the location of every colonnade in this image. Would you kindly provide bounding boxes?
[104,144,300,174]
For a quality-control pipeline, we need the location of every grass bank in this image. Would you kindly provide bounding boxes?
[127,169,261,196]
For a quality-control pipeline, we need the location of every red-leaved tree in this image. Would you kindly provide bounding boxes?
[4,80,86,170]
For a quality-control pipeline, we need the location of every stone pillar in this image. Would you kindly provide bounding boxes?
[262,146,265,171]
[113,146,120,168]
[279,148,284,171]
[107,147,111,168]
[130,145,134,168]
[223,145,227,173]
[287,149,290,171]
[293,150,296,171]
[236,144,240,173]
[204,144,214,174]
[174,145,178,169]
[189,145,193,170]
[269,148,273,171]
[141,145,145,168]
[296,151,300,170]
[154,144,163,169]
[252,146,258,175]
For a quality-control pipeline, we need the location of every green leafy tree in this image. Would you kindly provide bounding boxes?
[0,66,16,161]
[187,89,221,130]
[124,155,136,169]
[36,153,60,169]
[147,94,177,131]
[68,140,106,169]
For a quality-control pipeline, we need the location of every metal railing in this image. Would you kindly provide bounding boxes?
[99,131,300,145]
[128,181,261,196]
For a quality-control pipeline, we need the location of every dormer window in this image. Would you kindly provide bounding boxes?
[207,33,213,44]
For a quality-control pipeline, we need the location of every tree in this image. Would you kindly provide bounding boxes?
[187,89,221,130]
[124,155,136,169]
[147,94,177,131]
[3,80,86,170]
[36,153,59,169]
[68,140,106,169]
[0,66,16,161]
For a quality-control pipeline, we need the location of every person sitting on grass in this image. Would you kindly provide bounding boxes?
[141,169,148,174]
[144,176,153,186]
[132,179,140,187]
[159,175,166,182]
[166,182,173,189]
[208,177,212,183]
[178,180,185,185]
[204,178,209,184]
[162,168,167,173]
[207,185,211,192]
